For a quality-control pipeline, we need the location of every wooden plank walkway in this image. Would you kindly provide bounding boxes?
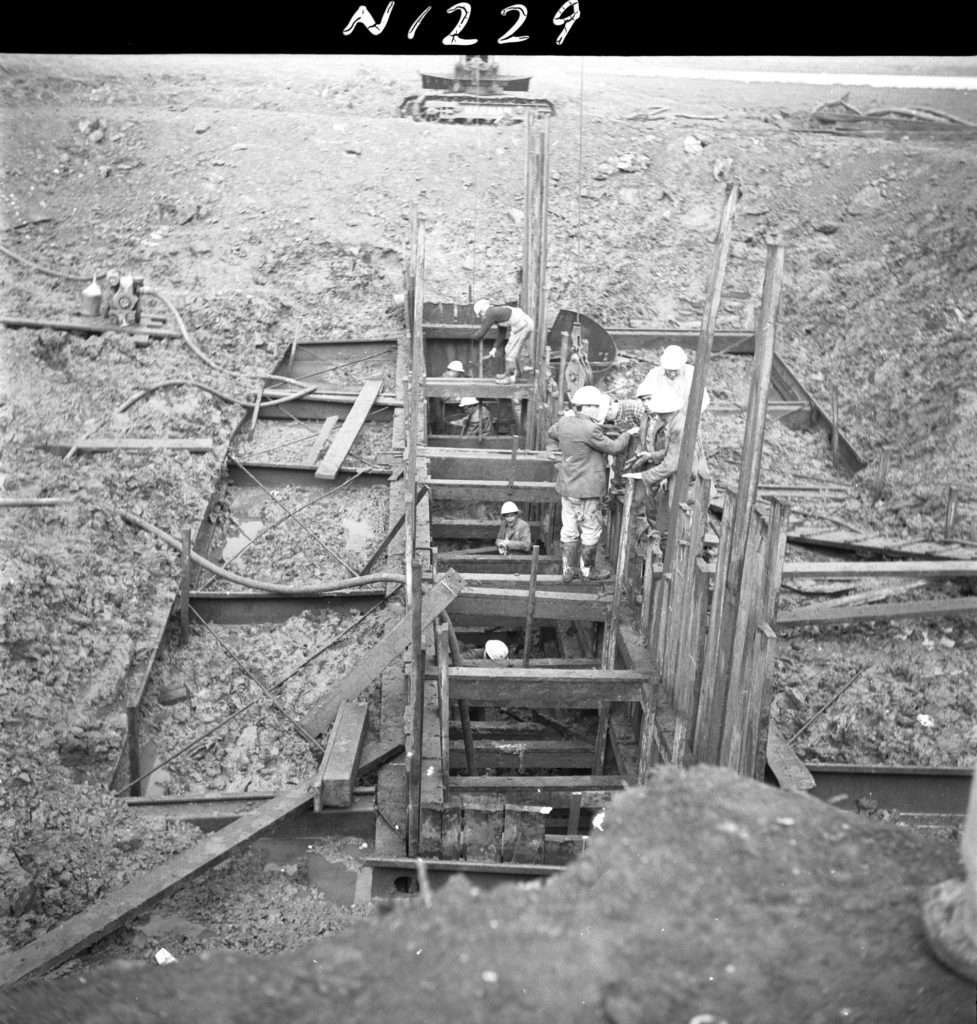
[0,788,312,988]
[788,528,977,563]
[315,379,383,480]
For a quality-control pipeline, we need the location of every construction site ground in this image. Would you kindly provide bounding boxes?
[1,54,976,1018]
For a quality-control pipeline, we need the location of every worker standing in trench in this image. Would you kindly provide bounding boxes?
[473,298,533,384]
[547,385,639,583]
[625,380,710,557]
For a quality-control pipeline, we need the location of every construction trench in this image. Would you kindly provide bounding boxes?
[2,91,977,1017]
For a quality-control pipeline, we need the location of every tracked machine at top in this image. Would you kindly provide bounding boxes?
[399,55,555,124]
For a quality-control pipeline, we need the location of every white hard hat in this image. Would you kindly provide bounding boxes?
[660,345,688,371]
[571,385,603,407]
[501,501,519,515]
[447,360,464,373]
[642,387,684,415]
[473,299,490,316]
[458,396,478,407]
[484,639,509,660]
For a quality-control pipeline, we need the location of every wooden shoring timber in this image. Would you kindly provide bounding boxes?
[451,587,612,622]
[0,313,182,339]
[432,518,542,541]
[693,238,784,767]
[435,557,561,576]
[451,776,623,807]
[665,477,711,763]
[448,740,595,773]
[452,571,569,589]
[50,437,214,454]
[724,499,789,779]
[776,595,977,627]
[423,380,535,400]
[460,794,506,862]
[602,477,636,671]
[607,706,640,782]
[782,559,977,579]
[615,619,663,783]
[298,569,466,742]
[0,788,313,988]
[312,701,369,811]
[449,667,644,706]
[314,379,383,480]
[660,183,739,603]
[375,663,408,858]
[422,447,556,482]
[421,479,559,504]
[436,624,452,788]
[260,386,401,408]
[501,803,545,864]
[311,415,338,462]
[787,529,977,562]
[692,485,737,765]
[765,724,815,791]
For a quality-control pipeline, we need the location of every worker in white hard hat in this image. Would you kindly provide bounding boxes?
[495,501,532,555]
[473,297,534,384]
[447,395,494,437]
[625,380,710,553]
[599,392,645,494]
[637,344,711,414]
[429,360,469,434]
[483,639,509,660]
[546,385,639,582]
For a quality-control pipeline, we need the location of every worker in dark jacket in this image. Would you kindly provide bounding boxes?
[546,385,638,582]
[473,298,533,383]
[495,501,532,554]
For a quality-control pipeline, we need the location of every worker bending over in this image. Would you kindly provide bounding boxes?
[495,501,532,555]
[473,298,534,384]
[547,385,638,582]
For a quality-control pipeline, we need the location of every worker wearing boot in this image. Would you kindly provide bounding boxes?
[546,385,638,582]
[495,501,532,554]
[473,298,533,383]
[625,380,710,555]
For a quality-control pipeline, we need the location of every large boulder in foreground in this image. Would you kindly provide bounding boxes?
[1,766,969,1023]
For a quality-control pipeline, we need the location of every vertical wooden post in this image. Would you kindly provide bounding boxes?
[592,704,610,775]
[872,450,890,503]
[522,545,540,667]
[830,386,839,468]
[640,546,655,637]
[436,623,451,789]
[179,525,191,646]
[602,477,635,670]
[566,791,582,836]
[945,486,959,540]
[126,704,142,797]
[694,234,786,766]
[668,476,710,762]
[661,183,739,590]
[407,556,424,856]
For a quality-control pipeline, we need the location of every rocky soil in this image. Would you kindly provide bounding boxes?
[1,53,976,1001]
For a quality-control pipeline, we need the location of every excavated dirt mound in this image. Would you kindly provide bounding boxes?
[1,767,970,1023]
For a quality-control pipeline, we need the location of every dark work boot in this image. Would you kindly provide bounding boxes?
[580,544,611,581]
[561,540,581,583]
